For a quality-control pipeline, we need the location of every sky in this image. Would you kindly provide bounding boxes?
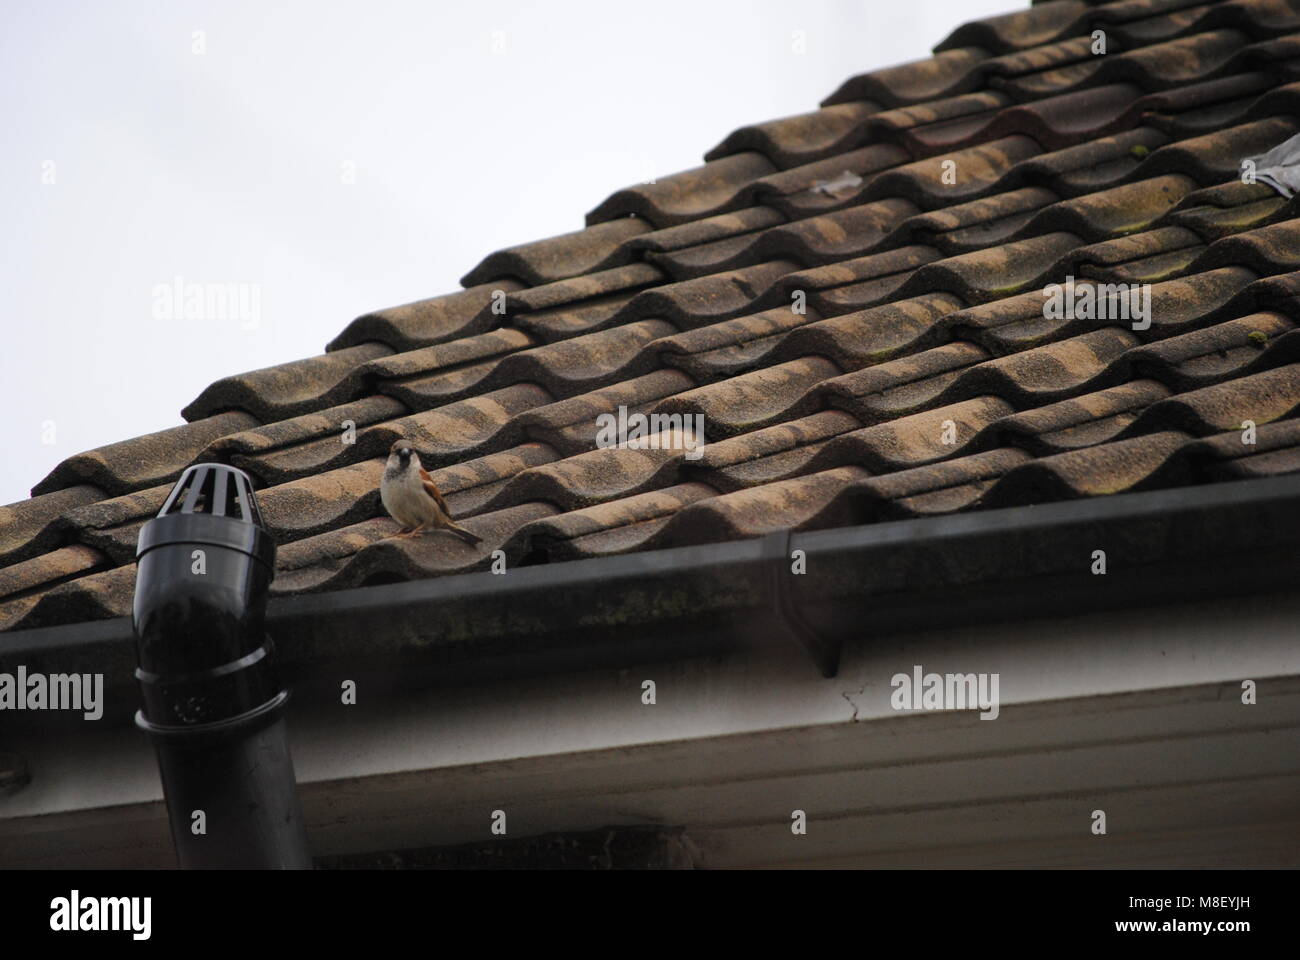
[0,0,1012,506]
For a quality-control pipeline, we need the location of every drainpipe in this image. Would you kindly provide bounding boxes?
[132,463,311,868]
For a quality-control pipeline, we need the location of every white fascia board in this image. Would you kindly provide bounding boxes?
[2,591,1298,867]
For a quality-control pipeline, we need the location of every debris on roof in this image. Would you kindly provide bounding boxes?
[1242,130,1300,197]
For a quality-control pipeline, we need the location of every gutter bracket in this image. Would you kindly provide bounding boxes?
[762,530,842,679]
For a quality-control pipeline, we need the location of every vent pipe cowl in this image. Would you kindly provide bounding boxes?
[132,463,310,869]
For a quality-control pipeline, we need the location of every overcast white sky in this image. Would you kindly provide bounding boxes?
[0,0,1012,506]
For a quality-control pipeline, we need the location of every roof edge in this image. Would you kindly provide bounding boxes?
[5,474,1299,704]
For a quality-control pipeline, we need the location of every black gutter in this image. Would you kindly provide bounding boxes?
[4,474,1299,729]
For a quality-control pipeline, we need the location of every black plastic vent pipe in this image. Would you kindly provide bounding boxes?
[132,463,310,868]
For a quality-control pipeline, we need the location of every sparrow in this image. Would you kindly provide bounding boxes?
[380,439,482,546]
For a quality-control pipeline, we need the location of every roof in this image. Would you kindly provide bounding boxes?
[5,0,1300,634]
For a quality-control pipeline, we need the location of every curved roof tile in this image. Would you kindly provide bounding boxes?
[7,0,1300,632]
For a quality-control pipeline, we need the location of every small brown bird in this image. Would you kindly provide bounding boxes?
[380,439,482,546]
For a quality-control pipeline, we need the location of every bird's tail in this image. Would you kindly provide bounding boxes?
[447,521,483,546]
